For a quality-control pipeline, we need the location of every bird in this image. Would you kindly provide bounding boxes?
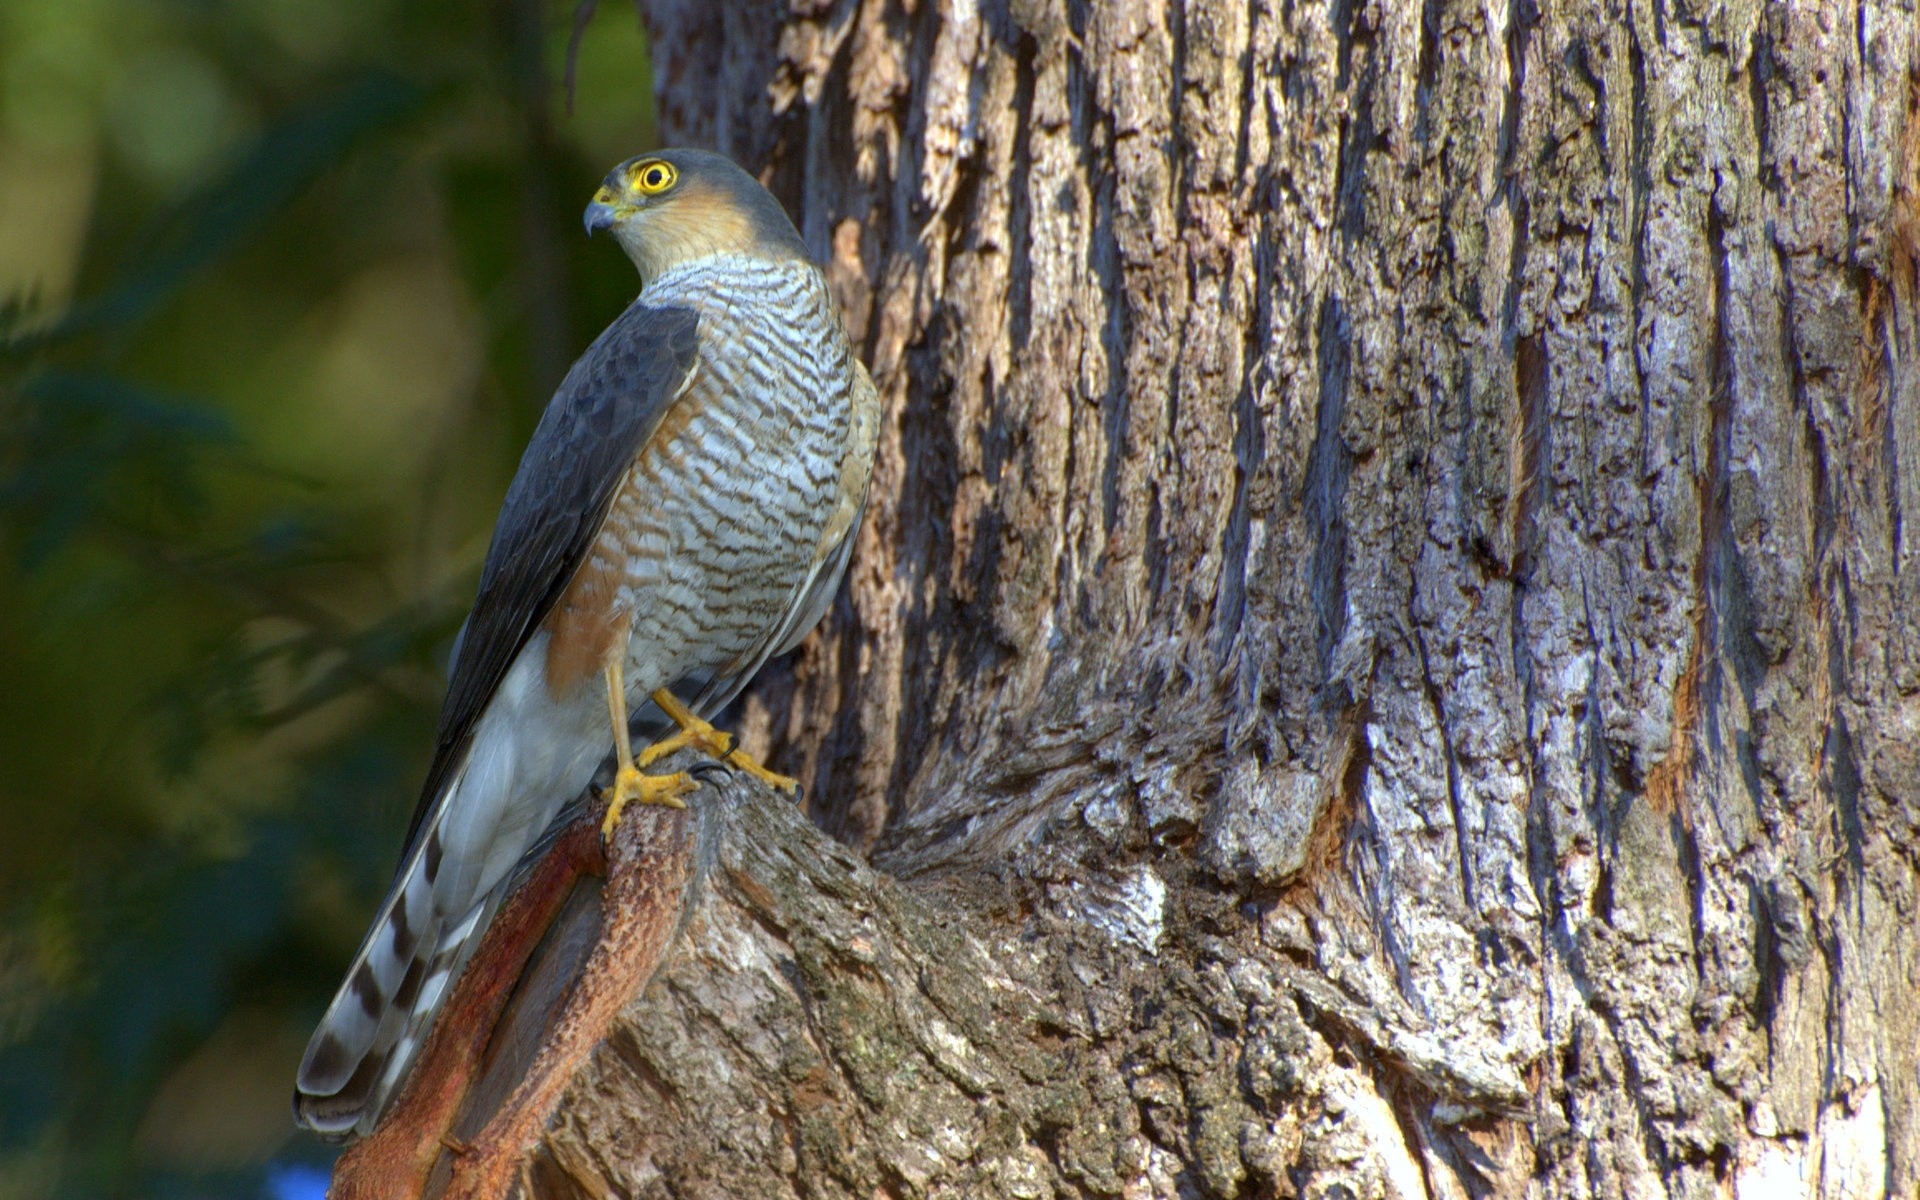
[293,148,879,1139]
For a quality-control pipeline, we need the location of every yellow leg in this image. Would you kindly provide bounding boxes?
[601,660,695,838]
[638,688,799,794]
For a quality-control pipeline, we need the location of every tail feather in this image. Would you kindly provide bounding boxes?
[295,821,444,1090]
[293,918,441,1135]
[363,902,495,1119]
[293,735,596,1136]
[293,652,709,1139]
[296,865,444,1117]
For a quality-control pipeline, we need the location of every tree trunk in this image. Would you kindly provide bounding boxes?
[524,0,1920,1195]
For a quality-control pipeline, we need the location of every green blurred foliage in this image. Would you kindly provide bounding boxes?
[0,0,657,1194]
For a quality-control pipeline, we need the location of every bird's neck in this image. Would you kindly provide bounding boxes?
[617,218,807,290]
[633,251,819,304]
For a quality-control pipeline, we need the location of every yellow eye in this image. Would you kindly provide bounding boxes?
[631,160,676,195]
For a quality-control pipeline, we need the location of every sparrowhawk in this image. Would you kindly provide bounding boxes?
[292,149,879,1138]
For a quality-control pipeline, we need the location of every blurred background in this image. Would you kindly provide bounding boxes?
[0,0,658,1194]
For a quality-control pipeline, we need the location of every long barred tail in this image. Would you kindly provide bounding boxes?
[292,820,498,1138]
[291,663,697,1138]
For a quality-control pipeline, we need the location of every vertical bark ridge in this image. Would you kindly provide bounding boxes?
[528,0,1920,1194]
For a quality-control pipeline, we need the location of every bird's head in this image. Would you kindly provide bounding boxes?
[583,149,809,287]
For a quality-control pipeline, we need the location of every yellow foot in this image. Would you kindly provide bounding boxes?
[724,748,800,794]
[600,765,695,838]
[638,698,799,795]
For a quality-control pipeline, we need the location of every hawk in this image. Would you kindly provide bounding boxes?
[293,148,879,1138]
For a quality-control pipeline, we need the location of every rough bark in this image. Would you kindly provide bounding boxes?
[516,0,1920,1196]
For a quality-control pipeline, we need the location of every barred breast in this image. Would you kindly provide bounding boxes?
[544,254,859,707]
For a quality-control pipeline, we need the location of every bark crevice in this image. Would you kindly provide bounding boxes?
[490,1,1920,1194]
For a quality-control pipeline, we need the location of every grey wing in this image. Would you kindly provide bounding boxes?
[293,301,700,1136]
[401,301,701,858]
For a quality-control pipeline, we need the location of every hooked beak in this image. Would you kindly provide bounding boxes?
[583,199,620,236]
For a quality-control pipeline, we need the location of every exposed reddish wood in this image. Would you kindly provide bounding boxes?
[435,781,699,1200]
